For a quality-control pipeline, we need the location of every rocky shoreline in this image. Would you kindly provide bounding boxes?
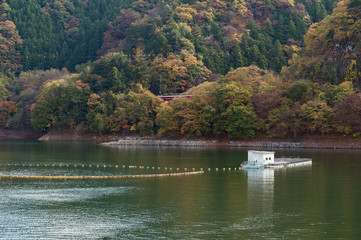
[101,136,361,149]
[0,128,43,140]
[4,129,361,149]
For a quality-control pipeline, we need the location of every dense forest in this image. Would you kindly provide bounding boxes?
[4,0,340,73]
[1,0,361,139]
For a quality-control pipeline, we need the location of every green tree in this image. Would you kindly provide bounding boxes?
[31,78,90,131]
[287,80,312,103]
[0,77,8,99]
[219,104,256,138]
[129,48,151,89]
[86,93,107,133]
[231,45,244,69]
[211,82,256,138]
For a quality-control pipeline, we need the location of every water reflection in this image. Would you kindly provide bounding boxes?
[246,168,274,214]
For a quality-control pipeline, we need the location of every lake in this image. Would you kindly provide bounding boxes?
[0,141,361,239]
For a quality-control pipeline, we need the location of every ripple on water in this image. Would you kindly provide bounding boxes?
[0,185,145,239]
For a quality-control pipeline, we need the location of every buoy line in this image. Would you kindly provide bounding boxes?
[0,163,243,172]
[0,171,204,180]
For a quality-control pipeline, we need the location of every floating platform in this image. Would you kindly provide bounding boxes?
[266,158,312,168]
[240,164,265,169]
[241,158,312,169]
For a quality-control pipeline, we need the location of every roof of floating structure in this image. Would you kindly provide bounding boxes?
[248,150,275,154]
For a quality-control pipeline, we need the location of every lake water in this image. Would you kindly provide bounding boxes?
[0,141,361,239]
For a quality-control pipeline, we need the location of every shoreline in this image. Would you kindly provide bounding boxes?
[4,130,361,149]
[0,128,44,140]
[39,132,361,149]
[100,136,361,149]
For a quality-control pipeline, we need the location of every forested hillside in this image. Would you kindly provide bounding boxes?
[3,0,339,73]
[97,0,340,75]
[285,0,361,83]
[6,0,133,71]
[1,0,361,140]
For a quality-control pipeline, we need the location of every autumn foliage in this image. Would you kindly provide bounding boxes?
[1,0,361,141]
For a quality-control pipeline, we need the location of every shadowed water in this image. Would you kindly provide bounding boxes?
[0,141,361,239]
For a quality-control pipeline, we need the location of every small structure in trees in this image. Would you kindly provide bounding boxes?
[158,95,193,101]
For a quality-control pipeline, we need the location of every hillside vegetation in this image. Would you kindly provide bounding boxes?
[2,0,340,73]
[1,0,361,140]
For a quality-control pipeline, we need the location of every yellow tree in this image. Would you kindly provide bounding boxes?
[150,50,210,93]
[175,5,198,23]
[301,100,333,135]
[345,60,361,88]
[328,81,355,105]
[155,101,179,136]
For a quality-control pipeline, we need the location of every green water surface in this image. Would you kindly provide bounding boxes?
[0,141,360,239]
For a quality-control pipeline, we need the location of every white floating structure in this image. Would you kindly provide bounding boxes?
[248,150,275,166]
[242,150,312,169]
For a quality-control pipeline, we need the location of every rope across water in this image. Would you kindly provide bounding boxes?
[0,171,204,180]
[0,163,242,171]
[0,163,243,180]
